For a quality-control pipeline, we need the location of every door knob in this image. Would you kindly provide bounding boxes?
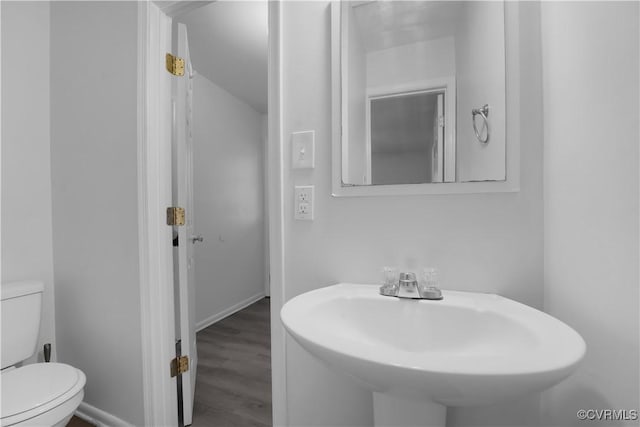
[191,235,204,243]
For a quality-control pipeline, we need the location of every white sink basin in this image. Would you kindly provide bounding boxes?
[281,284,585,426]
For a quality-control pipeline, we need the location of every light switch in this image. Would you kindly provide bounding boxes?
[292,131,315,169]
[294,185,314,220]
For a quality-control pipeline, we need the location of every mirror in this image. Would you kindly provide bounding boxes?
[333,1,513,196]
[369,88,450,185]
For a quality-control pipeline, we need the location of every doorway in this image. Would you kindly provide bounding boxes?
[171,1,270,425]
[137,2,283,425]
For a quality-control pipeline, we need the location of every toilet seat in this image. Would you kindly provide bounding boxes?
[1,363,86,426]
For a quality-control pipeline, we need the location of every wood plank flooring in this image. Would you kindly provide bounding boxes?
[67,416,94,427]
[192,298,272,427]
[69,299,270,427]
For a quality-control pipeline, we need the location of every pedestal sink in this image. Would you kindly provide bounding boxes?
[280,284,585,427]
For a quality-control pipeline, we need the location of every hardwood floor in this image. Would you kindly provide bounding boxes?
[68,299,270,427]
[192,298,272,427]
[66,416,94,427]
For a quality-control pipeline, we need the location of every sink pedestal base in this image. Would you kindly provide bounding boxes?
[373,392,446,427]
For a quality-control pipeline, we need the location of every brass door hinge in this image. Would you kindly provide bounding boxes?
[166,53,185,76]
[167,207,185,226]
[170,355,189,377]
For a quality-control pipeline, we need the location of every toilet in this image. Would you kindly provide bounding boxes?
[1,281,86,427]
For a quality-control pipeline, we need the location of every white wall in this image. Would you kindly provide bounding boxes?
[49,2,145,425]
[455,2,506,182]
[192,73,266,329]
[177,0,268,114]
[1,1,56,364]
[541,2,639,425]
[281,2,544,426]
[366,37,456,89]
[345,4,367,185]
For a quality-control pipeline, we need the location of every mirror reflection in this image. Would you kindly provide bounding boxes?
[339,1,506,187]
[370,90,447,185]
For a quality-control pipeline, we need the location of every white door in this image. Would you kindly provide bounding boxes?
[174,22,198,426]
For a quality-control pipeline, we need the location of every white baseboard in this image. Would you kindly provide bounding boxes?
[75,402,134,427]
[196,292,266,332]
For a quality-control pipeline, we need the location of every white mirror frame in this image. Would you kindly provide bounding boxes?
[331,1,521,197]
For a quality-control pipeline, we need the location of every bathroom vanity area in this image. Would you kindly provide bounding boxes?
[281,283,585,427]
[275,0,637,426]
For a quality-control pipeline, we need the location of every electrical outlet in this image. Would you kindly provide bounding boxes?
[299,191,310,202]
[294,186,314,220]
[298,202,310,214]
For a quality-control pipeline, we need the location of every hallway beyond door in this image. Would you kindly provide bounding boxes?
[192,298,271,426]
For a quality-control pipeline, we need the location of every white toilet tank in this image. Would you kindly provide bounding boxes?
[1,281,44,369]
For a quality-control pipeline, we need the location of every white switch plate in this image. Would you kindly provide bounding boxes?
[294,185,314,220]
[291,131,315,169]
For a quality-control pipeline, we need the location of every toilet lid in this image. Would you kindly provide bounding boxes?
[1,363,81,419]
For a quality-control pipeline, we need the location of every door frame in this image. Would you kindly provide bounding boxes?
[136,2,287,426]
[137,2,176,425]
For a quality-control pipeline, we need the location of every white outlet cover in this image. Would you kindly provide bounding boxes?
[292,131,315,169]
[294,185,314,220]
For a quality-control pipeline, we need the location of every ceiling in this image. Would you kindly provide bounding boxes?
[177,1,268,114]
[352,1,465,52]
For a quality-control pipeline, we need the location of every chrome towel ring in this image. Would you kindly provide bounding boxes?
[472,104,490,143]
